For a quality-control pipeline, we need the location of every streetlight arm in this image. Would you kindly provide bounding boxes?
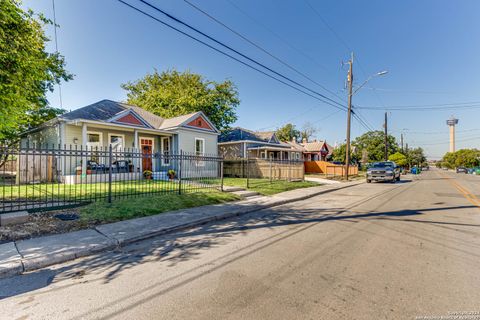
[353,70,388,95]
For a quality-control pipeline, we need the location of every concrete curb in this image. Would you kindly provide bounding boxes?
[0,180,363,279]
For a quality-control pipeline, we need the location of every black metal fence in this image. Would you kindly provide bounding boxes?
[0,144,223,214]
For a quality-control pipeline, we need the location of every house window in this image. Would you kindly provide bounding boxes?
[109,134,124,152]
[86,132,102,162]
[195,138,205,166]
[161,137,170,165]
[195,138,205,156]
[260,151,267,159]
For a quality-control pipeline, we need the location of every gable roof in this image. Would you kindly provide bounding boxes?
[302,140,333,154]
[219,127,279,144]
[158,111,218,133]
[59,99,218,133]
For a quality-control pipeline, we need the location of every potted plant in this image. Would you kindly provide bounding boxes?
[143,170,153,180]
[167,169,176,180]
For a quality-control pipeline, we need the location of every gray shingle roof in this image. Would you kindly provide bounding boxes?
[219,127,277,143]
[60,99,196,130]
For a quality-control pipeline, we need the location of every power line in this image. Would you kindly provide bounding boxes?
[183,0,345,103]
[116,0,347,111]
[135,0,348,110]
[302,0,387,110]
[224,0,331,74]
[358,104,480,111]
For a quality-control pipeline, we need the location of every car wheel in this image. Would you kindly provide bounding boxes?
[366,179,371,183]
[396,176,400,181]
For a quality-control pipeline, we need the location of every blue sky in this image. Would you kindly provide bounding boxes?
[23,0,480,159]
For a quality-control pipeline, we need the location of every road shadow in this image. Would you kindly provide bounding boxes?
[1,197,478,303]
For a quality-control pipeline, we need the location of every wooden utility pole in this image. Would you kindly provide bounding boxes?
[384,112,388,161]
[345,53,354,181]
[400,133,404,153]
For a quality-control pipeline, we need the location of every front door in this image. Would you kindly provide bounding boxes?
[141,138,153,171]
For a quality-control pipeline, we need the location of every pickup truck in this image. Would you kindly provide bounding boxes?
[366,161,401,183]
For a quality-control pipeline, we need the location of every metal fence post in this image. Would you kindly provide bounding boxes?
[178,150,183,194]
[220,157,224,192]
[270,158,273,183]
[246,155,250,189]
[108,144,112,203]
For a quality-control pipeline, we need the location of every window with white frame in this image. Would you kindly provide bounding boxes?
[161,137,170,165]
[109,134,124,152]
[195,138,205,166]
[86,132,102,162]
[195,138,205,156]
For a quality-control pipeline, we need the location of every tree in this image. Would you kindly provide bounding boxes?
[300,122,317,142]
[352,130,398,162]
[275,123,300,142]
[331,143,359,164]
[121,69,239,131]
[0,0,72,144]
[406,147,427,167]
[388,152,407,167]
[441,149,480,168]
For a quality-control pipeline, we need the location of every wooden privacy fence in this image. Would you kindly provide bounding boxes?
[18,151,58,183]
[304,161,358,177]
[0,159,17,173]
[224,159,304,181]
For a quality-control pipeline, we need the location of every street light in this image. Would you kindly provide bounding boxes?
[344,53,388,181]
[353,70,388,95]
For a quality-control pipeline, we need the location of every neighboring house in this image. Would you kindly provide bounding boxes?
[21,99,219,178]
[218,127,303,160]
[300,139,333,161]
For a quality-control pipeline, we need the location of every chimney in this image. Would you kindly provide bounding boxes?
[291,137,296,143]
[302,138,307,144]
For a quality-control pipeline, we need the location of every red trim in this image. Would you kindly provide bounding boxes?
[186,115,213,131]
[115,113,145,126]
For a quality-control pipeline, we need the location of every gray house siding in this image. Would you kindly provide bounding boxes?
[177,129,218,156]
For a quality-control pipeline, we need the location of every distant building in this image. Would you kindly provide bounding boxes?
[218,127,303,160]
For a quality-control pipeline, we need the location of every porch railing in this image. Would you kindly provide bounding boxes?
[0,144,223,214]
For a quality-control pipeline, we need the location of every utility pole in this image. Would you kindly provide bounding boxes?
[384,112,388,161]
[345,52,354,181]
[400,133,404,153]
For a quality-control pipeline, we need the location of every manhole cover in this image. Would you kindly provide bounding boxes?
[54,213,79,221]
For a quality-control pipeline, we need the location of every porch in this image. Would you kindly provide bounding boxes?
[62,121,175,176]
[247,146,302,161]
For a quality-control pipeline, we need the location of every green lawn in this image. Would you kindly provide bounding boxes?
[0,179,222,201]
[79,191,239,223]
[222,178,319,196]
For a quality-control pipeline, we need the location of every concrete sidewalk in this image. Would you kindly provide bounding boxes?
[0,181,363,279]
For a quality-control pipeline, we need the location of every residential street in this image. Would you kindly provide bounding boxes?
[1,168,480,319]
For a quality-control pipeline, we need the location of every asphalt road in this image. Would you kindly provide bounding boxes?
[1,168,480,320]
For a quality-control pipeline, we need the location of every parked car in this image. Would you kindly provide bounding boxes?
[473,167,480,175]
[366,161,401,183]
[456,166,468,174]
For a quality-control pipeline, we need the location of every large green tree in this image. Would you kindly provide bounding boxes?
[0,0,71,144]
[406,147,427,166]
[121,69,239,131]
[331,143,359,164]
[353,130,399,162]
[388,152,407,167]
[440,149,480,169]
[276,123,300,142]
